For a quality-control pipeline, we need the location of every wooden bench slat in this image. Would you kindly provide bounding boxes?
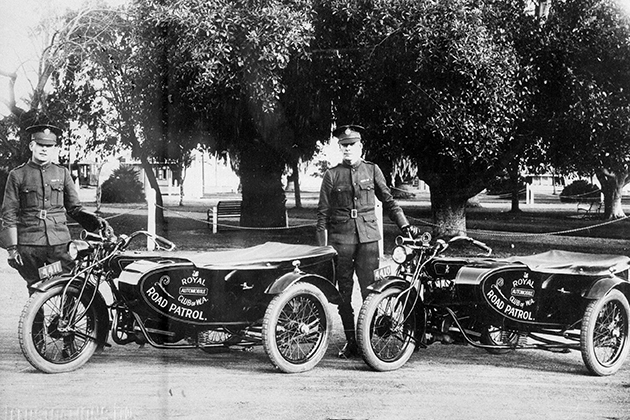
[208,200,242,233]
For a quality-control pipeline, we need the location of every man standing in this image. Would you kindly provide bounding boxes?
[0,124,106,290]
[316,125,418,358]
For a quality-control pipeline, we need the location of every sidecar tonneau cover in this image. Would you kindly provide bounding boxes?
[507,250,630,276]
[188,242,337,269]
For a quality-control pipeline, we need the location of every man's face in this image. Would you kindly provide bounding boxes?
[339,141,362,165]
[29,141,55,165]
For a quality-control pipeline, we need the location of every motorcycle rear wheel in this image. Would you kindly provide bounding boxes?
[357,287,416,371]
[581,289,630,376]
[19,285,99,373]
[262,282,330,373]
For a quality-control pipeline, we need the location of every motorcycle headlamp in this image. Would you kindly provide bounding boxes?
[392,246,409,264]
[67,240,90,260]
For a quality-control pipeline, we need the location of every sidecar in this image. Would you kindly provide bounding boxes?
[449,250,630,375]
[114,242,340,373]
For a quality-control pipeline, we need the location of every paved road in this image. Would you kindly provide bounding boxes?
[1,250,629,420]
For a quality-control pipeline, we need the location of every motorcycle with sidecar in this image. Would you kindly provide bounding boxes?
[356,233,630,376]
[18,227,340,374]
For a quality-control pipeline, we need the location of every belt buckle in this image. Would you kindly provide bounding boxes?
[38,209,47,220]
[350,209,358,219]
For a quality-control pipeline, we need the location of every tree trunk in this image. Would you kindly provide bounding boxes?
[178,165,187,207]
[239,143,287,227]
[596,169,629,219]
[430,183,468,238]
[509,166,522,213]
[138,154,166,230]
[292,162,302,209]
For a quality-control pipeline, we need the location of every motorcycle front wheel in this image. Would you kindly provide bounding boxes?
[357,287,416,371]
[580,289,630,376]
[262,282,331,373]
[19,285,99,373]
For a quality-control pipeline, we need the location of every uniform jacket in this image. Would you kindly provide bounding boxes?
[316,159,409,244]
[1,161,99,247]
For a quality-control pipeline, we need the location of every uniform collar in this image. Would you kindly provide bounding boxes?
[28,160,52,169]
[342,159,363,169]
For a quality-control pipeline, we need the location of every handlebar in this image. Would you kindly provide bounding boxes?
[121,231,176,251]
[394,233,492,256]
[79,229,176,251]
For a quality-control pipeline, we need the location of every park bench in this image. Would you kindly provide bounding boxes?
[577,197,602,218]
[207,200,242,233]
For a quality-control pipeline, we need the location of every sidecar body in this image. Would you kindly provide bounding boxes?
[425,250,630,375]
[113,242,339,373]
[450,250,630,327]
[116,242,338,325]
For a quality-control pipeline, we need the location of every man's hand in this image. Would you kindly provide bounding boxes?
[97,217,112,233]
[7,246,23,269]
[402,225,421,238]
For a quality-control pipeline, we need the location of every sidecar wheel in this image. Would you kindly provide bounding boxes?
[581,289,630,376]
[357,288,416,371]
[19,285,99,373]
[262,282,330,373]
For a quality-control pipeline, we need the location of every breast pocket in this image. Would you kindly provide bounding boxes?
[19,185,39,208]
[50,182,64,206]
[331,185,353,208]
[358,180,375,207]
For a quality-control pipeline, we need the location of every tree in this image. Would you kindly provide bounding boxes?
[313,0,531,236]
[540,0,630,218]
[131,0,332,227]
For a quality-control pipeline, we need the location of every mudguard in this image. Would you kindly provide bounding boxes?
[367,276,412,293]
[266,271,341,305]
[29,276,111,349]
[584,276,630,300]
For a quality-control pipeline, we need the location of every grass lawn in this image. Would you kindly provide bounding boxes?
[81,191,630,258]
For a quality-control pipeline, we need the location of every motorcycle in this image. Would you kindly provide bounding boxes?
[356,232,630,376]
[18,227,340,374]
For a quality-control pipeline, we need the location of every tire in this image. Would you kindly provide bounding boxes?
[581,289,630,376]
[262,282,331,373]
[357,287,416,371]
[481,326,519,355]
[18,285,99,373]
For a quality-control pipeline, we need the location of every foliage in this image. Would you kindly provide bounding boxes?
[538,0,630,217]
[312,0,533,235]
[486,174,526,196]
[100,166,144,203]
[131,0,332,226]
[559,180,600,203]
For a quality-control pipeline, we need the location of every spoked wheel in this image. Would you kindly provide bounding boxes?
[262,282,331,373]
[581,290,630,376]
[357,287,416,371]
[19,285,99,373]
[481,325,520,355]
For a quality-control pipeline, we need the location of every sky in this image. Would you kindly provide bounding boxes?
[0,0,127,117]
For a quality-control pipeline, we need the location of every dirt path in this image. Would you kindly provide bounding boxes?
[1,252,629,420]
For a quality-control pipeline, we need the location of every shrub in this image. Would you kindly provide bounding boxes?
[559,180,600,202]
[101,166,144,203]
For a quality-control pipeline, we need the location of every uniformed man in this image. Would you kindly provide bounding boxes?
[0,124,107,290]
[316,125,419,358]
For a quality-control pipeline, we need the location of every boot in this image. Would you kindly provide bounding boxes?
[338,337,360,359]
